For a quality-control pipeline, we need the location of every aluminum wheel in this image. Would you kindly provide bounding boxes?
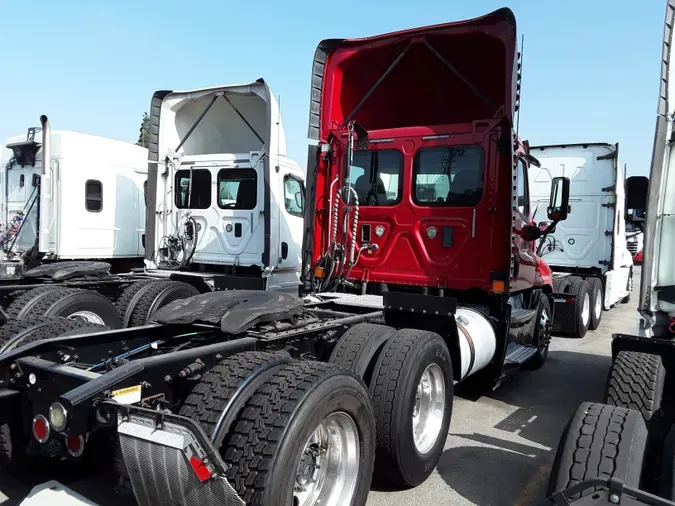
[412,363,446,455]
[593,288,603,320]
[294,412,360,506]
[539,306,552,352]
[68,311,105,325]
[581,292,591,327]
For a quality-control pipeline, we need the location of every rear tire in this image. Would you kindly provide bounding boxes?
[564,277,591,338]
[0,316,108,353]
[127,280,199,327]
[115,279,156,327]
[328,323,396,383]
[5,286,63,319]
[13,288,121,328]
[369,328,453,488]
[219,362,375,506]
[179,351,292,447]
[547,402,647,497]
[605,351,665,422]
[588,278,604,331]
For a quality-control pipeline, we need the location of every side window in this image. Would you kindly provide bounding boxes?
[174,169,212,209]
[345,149,403,206]
[284,175,305,217]
[413,145,484,206]
[516,159,530,217]
[217,168,257,210]
[85,179,103,212]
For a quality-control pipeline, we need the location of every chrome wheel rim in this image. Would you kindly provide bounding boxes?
[68,311,105,325]
[581,293,590,327]
[412,363,446,455]
[294,412,360,506]
[539,307,551,352]
[594,289,603,320]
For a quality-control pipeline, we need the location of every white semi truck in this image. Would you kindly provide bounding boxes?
[529,143,633,338]
[0,80,306,328]
[0,121,147,272]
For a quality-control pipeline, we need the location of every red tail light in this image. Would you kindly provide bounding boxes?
[32,415,50,443]
[66,435,85,458]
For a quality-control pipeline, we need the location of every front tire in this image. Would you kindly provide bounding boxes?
[527,293,552,369]
[369,328,453,488]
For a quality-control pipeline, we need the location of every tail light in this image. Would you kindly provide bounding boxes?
[32,415,50,443]
[66,435,85,458]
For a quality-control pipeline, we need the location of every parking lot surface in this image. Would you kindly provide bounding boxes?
[0,272,640,506]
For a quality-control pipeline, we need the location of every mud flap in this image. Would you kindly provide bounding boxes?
[550,292,576,334]
[116,405,244,506]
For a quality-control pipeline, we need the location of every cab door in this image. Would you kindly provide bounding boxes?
[511,157,541,292]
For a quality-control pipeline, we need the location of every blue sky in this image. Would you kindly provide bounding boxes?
[0,0,665,176]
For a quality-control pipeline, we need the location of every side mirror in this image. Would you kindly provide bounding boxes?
[625,176,648,223]
[547,177,570,221]
[294,191,304,210]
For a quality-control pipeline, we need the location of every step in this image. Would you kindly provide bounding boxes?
[504,342,538,364]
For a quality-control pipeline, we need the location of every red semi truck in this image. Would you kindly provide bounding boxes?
[0,8,573,506]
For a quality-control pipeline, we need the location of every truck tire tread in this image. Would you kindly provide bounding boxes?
[222,361,374,505]
[566,276,591,338]
[605,351,665,421]
[369,328,453,487]
[179,351,288,439]
[547,402,647,496]
[128,281,197,327]
[5,286,62,319]
[114,279,157,325]
[329,323,396,382]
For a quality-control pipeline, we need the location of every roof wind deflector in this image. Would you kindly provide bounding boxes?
[222,94,265,146]
[422,39,497,113]
[174,93,220,153]
[342,36,500,129]
[343,42,413,126]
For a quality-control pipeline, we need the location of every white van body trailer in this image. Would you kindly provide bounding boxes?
[1,124,147,267]
[144,79,305,293]
[529,143,633,335]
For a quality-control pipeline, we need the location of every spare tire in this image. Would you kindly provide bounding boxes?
[126,280,199,327]
[14,288,121,328]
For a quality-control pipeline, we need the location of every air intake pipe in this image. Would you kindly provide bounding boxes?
[40,115,50,176]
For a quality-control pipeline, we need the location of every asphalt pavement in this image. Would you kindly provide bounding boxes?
[0,271,640,506]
